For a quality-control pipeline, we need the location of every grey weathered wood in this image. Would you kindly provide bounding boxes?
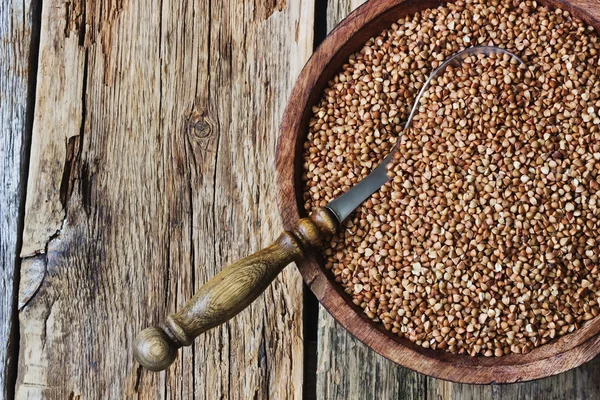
[316,1,426,398]
[427,356,600,399]
[16,0,313,398]
[317,314,426,399]
[491,357,600,400]
[326,0,367,33]
[134,208,337,372]
[427,380,493,400]
[0,0,36,398]
[427,357,600,399]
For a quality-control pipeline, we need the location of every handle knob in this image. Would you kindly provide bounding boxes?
[134,327,178,371]
[134,208,337,371]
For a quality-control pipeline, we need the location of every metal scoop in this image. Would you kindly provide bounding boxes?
[327,46,524,222]
[134,46,524,371]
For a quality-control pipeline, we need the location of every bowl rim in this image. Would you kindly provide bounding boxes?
[275,0,600,384]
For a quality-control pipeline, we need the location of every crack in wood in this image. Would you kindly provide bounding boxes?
[1,1,42,398]
[253,0,288,21]
[12,0,312,397]
[18,255,47,311]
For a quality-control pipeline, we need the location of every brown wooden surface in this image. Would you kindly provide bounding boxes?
[4,0,600,398]
[312,0,600,397]
[134,208,338,372]
[13,0,312,398]
[0,1,37,398]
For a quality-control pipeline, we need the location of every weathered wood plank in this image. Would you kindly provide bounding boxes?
[317,314,427,399]
[325,0,368,33]
[427,380,493,400]
[490,357,600,400]
[426,357,600,400]
[0,0,37,398]
[316,1,427,398]
[16,0,313,398]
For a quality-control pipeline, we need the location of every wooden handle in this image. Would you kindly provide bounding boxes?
[134,208,337,371]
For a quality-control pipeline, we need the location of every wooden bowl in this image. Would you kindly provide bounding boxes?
[276,0,600,384]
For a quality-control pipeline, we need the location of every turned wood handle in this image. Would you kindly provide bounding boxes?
[134,208,338,371]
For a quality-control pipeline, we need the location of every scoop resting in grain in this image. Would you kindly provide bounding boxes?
[303,0,600,356]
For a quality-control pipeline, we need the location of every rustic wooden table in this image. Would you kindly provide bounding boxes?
[2,0,600,398]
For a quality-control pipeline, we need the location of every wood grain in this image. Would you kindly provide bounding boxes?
[134,208,338,372]
[317,313,427,399]
[315,1,427,399]
[0,0,37,398]
[427,356,600,399]
[16,0,313,398]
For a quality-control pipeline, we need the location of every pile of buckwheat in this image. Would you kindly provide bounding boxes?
[302,0,600,356]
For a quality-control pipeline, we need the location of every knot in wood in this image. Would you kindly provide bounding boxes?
[187,110,212,139]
